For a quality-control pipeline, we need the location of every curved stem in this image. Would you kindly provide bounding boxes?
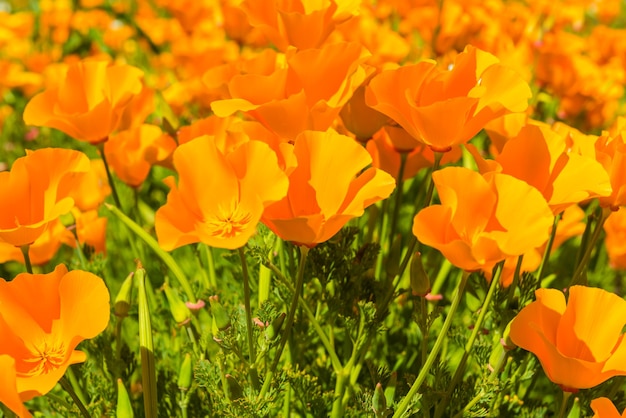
[536,213,562,283]
[435,263,502,418]
[20,245,33,274]
[238,247,260,391]
[388,153,408,246]
[392,270,470,418]
[570,207,610,287]
[258,246,309,400]
[97,142,122,209]
[556,391,572,418]
[265,261,342,373]
[59,375,91,418]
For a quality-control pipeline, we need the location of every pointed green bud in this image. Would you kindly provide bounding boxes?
[384,372,397,408]
[372,382,387,417]
[114,272,134,318]
[178,353,193,391]
[116,378,134,418]
[385,234,403,278]
[225,374,243,401]
[410,252,431,296]
[266,312,286,341]
[209,295,231,331]
[163,282,191,326]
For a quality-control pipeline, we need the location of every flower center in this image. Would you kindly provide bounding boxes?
[205,205,252,239]
[23,339,67,376]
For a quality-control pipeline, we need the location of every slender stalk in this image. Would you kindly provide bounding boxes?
[536,213,562,283]
[265,261,342,373]
[106,203,196,302]
[59,376,91,418]
[392,270,471,418]
[97,142,122,209]
[570,207,610,287]
[258,246,310,400]
[238,247,260,391]
[435,263,502,418]
[20,245,33,274]
[421,152,444,209]
[506,255,524,308]
[388,153,408,246]
[556,391,572,418]
[202,244,218,290]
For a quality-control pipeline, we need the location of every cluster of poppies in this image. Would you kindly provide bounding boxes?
[2,0,626,416]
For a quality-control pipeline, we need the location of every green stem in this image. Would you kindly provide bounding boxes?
[506,255,524,308]
[202,244,218,290]
[536,213,562,283]
[435,263,502,418]
[258,246,310,400]
[265,261,342,373]
[238,247,260,391]
[422,152,443,209]
[388,153,408,246]
[569,207,610,287]
[556,391,572,418]
[66,367,87,406]
[97,142,122,209]
[106,203,196,302]
[59,376,91,418]
[392,270,470,418]
[20,245,33,274]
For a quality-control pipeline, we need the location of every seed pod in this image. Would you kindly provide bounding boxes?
[116,378,134,418]
[163,282,191,326]
[178,353,193,391]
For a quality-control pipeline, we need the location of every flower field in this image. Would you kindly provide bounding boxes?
[2,0,626,417]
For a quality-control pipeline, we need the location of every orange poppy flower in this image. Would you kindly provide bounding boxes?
[0,148,90,247]
[104,124,177,187]
[0,355,30,418]
[23,59,144,144]
[68,158,111,212]
[0,264,110,409]
[262,130,396,246]
[595,121,626,210]
[0,219,73,266]
[412,167,554,272]
[468,123,612,215]
[240,0,359,51]
[509,286,626,391]
[211,41,371,140]
[366,127,462,181]
[604,207,626,270]
[591,397,626,418]
[155,135,289,250]
[365,45,532,152]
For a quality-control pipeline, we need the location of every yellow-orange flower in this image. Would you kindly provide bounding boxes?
[0,264,110,412]
[240,0,359,51]
[0,148,90,247]
[23,59,144,144]
[104,124,177,187]
[510,286,626,391]
[262,130,396,246]
[468,123,612,215]
[212,42,371,140]
[591,398,626,418]
[365,45,531,152]
[156,135,289,250]
[595,121,626,210]
[604,207,626,270]
[0,355,30,418]
[412,167,554,271]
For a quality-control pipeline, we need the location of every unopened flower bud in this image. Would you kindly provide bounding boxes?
[372,382,387,417]
[116,378,134,418]
[163,283,191,326]
[114,272,134,318]
[410,252,431,296]
[178,353,193,391]
[266,312,286,341]
[209,295,231,331]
